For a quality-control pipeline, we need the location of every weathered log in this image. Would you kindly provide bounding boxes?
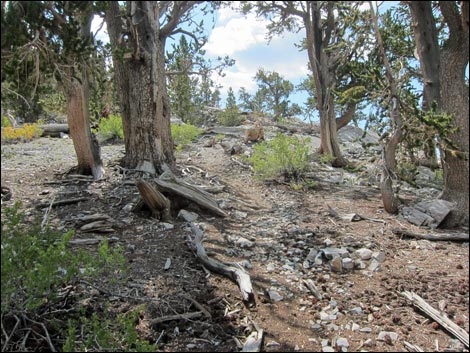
[154,171,227,217]
[392,228,469,242]
[38,124,70,137]
[189,223,255,307]
[136,179,172,221]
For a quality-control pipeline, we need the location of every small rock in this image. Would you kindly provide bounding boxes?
[233,210,248,219]
[336,337,349,348]
[266,341,281,348]
[178,209,198,222]
[122,203,134,212]
[360,327,372,333]
[186,343,197,349]
[324,238,334,246]
[330,257,343,272]
[355,248,373,260]
[235,236,255,248]
[377,331,398,344]
[363,338,375,347]
[266,263,276,272]
[351,322,360,331]
[164,258,171,270]
[159,222,174,230]
[371,251,386,263]
[342,257,354,270]
[268,290,283,302]
[368,259,382,272]
[322,347,335,352]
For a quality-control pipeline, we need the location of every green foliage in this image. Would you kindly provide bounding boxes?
[319,153,335,165]
[254,69,294,119]
[171,123,203,152]
[217,107,243,126]
[96,114,124,141]
[397,162,418,186]
[1,114,12,128]
[1,202,125,312]
[63,306,157,352]
[248,133,311,181]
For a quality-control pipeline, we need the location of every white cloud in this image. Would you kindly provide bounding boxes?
[205,10,269,56]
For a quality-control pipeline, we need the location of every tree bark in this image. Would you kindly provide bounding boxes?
[60,7,104,180]
[305,2,347,167]
[106,1,176,175]
[409,1,469,227]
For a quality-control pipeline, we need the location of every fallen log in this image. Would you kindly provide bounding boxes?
[188,223,255,307]
[39,124,69,137]
[154,170,227,217]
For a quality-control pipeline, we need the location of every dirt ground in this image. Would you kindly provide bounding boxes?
[1,131,469,352]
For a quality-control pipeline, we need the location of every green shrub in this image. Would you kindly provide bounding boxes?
[97,114,124,141]
[171,123,203,152]
[63,306,157,352]
[1,202,125,312]
[1,114,12,127]
[248,133,311,181]
[217,107,243,126]
[319,153,335,165]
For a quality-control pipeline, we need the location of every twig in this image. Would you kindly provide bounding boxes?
[2,314,21,352]
[36,197,89,209]
[183,295,212,318]
[403,340,424,352]
[149,311,204,326]
[393,228,469,242]
[41,194,56,230]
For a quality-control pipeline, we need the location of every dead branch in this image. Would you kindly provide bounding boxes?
[392,228,469,242]
[36,197,89,209]
[149,311,204,326]
[402,291,469,348]
[188,223,256,308]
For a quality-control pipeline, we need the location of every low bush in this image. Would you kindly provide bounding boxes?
[96,114,124,141]
[248,133,311,181]
[217,107,243,126]
[171,123,203,152]
[1,202,126,312]
[1,123,43,143]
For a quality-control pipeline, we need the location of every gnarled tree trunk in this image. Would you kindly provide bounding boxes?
[409,1,469,227]
[106,1,175,175]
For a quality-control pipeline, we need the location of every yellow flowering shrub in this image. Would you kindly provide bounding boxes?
[1,123,43,143]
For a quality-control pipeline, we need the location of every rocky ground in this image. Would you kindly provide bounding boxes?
[1,117,469,352]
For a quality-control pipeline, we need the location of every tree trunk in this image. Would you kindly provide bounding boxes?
[370,1,403,214]
[65,78,104,179]
[305,2,346,168]
[409,1,469,227]
[62,9,104,180]
[106,2,175,175]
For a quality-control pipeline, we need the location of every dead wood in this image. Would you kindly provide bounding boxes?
[403,341,424,352]
[242,329,264,352]
[36,197,89,209]
[154,171,227,217]
[402,291,469,348]
[136,179,172,221]
[392,228,469,242]
[39,124,69,137]
[68,237,119,245]
[149,311,204,326]
[188,223,256,307]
